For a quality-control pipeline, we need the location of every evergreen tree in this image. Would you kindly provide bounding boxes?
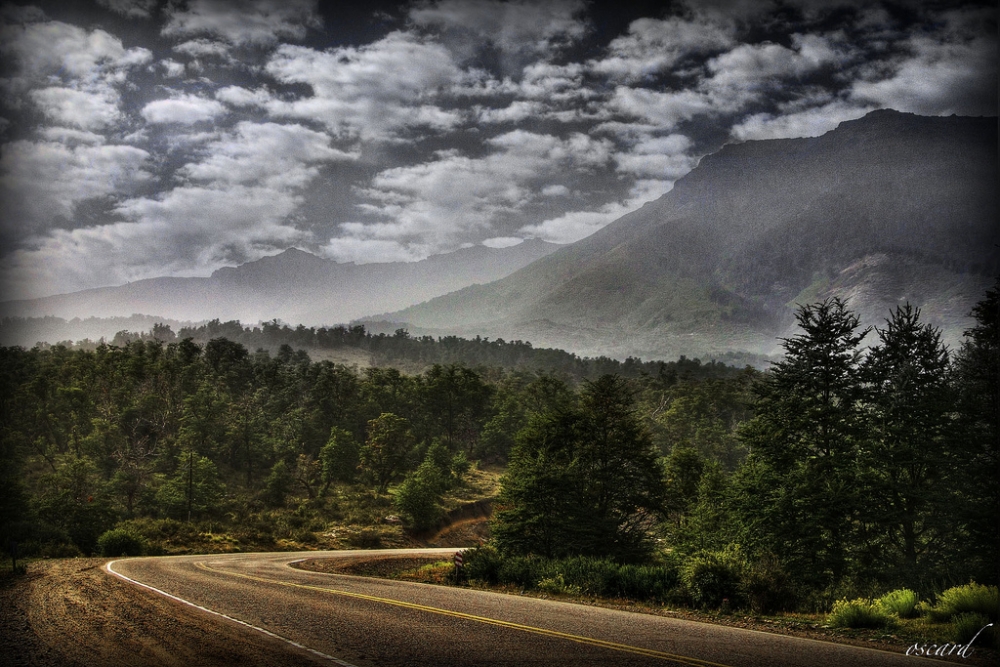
[860,304,953,587]
[359,413,415,493]
[491,375,664,562]
[951,279,1000,586]
[736,298,868,590]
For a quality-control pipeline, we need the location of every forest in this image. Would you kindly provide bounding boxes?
[0,281,996,627]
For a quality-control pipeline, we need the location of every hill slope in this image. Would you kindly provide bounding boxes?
[381,111,998,359]
[0,240,559,327]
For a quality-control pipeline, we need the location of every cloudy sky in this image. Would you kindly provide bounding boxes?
[0,0,995,300]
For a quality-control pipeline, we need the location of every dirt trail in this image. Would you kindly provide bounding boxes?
[0,559,321,667]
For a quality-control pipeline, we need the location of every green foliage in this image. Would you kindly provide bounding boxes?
[827,598,896,629]
[461,546,680,602]
[492,375,665,562]
[740,553,795,614]
[319,428,360,487]
[393,461,447,531]
[682,546,746,609]
[155,452,224,519]
[860,304,954,587]
[360,413,416,493]
[97,526,146,557]
[263,460,294,508]
[877,589,919,619]
[952,613,995,647]
[921,583,999,623]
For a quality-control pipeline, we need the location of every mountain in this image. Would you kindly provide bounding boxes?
[0,239,559,327]
[377,111,998,360]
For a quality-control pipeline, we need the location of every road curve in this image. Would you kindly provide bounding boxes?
[107,550,935,667]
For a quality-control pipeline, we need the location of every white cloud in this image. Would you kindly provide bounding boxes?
[158,59,186,78]
[850,32,997,116]
[37,127,106,145]
[541,184,569,197]
[730,101,871,140]
[178,121,357,188]
[613,134,697,179]
[590,16,735,82]
[0,139,151,234]
[172,38,233,60]
[141,93,226,124]
[30,87,121,130]
[320,237,429,264]
[324,130,613,263]
[409,0,587,71]
[481,236,525,248]
[216,85,274,107]
[97,0,157,19]
[0,19,152,81]
[163,0,322,46]
[3,184,308,299]
[264,32,464,141]
[608,86,715,128]
[520,179,673,244]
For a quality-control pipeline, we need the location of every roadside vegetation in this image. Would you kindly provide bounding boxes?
[1,278,996,655]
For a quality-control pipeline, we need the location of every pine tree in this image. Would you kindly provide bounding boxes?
[736,298,868,589]
[860,303,953,587]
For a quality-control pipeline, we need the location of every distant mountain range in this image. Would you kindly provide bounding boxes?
[375,110,998,360]
[0,239,559,326]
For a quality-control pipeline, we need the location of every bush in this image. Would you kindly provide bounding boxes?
[953,612,995,648]
[97,527,146,557]
[878,588,919,619]
[683,547,745,609]
[921,583,999,623]
[827,598,896,629]
[741,553,794,614]
[461,547,680,603]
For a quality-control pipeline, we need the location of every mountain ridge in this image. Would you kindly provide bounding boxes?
[0,239,561,326]
[376,110,998,360]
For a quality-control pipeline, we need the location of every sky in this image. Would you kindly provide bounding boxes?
[0,0,996,300]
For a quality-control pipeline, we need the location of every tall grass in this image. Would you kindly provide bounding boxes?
[920,583,999,623]
[827,598,896,629]
[878,589,919,619]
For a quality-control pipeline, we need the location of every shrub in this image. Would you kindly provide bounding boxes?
[537,574,582,596]
[922,583,999,623]
[741,553,794,614]
[97,527,146,557]
[878,588,919,619]
[953,612,995,648]
[827,598,896,629]
[463,545,503,583]
[683,547,745,609]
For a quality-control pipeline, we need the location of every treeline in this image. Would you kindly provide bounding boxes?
[0,331,751,558]
[478,283,998,611]
[4,315,755,381]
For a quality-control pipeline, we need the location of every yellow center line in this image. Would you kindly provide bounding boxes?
[196,561,732,667]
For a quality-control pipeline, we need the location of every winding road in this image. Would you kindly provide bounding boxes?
[105,549,936,666]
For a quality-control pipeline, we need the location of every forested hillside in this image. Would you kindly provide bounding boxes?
[0,330,749,559]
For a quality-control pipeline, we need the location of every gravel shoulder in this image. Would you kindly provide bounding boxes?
[0,558,323,667]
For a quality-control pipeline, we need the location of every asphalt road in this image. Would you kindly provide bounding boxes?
[107,549,938,667]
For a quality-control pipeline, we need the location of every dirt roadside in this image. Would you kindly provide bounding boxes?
[0,559,323,667]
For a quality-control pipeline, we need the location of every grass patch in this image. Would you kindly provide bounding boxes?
[827,598,896,629]
[920,583,999,623]
[878,588,919,619]
[953,612,995,648]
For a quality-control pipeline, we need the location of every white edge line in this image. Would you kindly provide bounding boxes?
[105,559,358,667]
